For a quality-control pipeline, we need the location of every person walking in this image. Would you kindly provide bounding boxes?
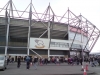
[17,56,21,68]
[80,58,82,65]
[33,56,38,70]
[98,57,100,66]
[44,58,48,65]
[7,57,10,65]
[26,56,30,69]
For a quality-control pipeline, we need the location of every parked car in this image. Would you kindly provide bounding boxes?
[0,55,7,71]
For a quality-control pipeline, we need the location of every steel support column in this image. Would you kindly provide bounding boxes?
[70,19,81,49]
[83,26,95,51]
[48,4,51,58]
[10,0,13,17]
[89,33,100,53]
[68,8,70,57]
[47,4,55,58]
[80,14,85,68]
[39,30,48,38]
[27,0,32,55]
[48,19,50,58]
[5,9,10,56]
[30,49,42,58]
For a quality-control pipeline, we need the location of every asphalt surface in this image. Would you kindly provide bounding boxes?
[0,63,100,75]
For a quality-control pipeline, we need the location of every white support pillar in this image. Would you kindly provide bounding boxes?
[27,0,32,56]
[68,21,70,48]
[48,21,50,58]
[5,10,10,56]
[47,3,51,58]
[80,14,84,68]
[10,0,13,17]
[27,18,31,56]
[5,46,7,56]
[68,8,70,57]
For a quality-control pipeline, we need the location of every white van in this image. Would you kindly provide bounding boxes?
[0,55,7,71]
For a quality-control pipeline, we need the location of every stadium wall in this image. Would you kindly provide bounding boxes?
[0,17,89,58]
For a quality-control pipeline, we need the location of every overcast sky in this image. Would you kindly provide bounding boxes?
[0,0,100,53]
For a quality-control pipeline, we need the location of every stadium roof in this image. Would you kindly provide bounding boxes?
[0,0,100,53]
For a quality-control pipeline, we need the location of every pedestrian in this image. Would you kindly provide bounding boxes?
[56,57,60,65]
[7,57,10,65]
[98,57,100,66]
[44,58,48,65]
[48,57,50,63]
[26,56,30,69]
[91,57,96,67]
[33,56,38,70]
[17,56,21,68]
[80,58,82,65]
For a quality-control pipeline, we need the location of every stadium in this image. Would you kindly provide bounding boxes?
[0,0,100,59]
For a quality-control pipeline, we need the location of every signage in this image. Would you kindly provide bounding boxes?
[30,38,49,49]
[30,38,69,50]
[50,39,69,50]
[29,37,88,51]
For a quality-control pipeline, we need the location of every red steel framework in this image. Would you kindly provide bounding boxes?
[0,0,100,54]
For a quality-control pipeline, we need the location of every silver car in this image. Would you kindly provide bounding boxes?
[0,55,7,71]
